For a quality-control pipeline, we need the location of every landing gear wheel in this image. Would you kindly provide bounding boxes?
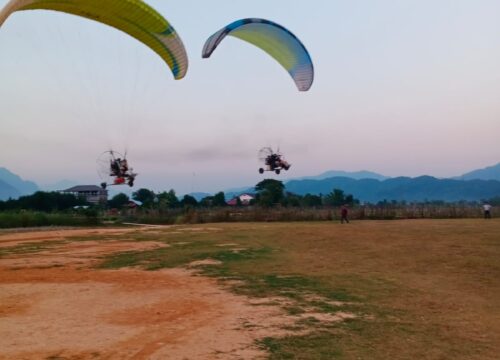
[275,169,281,175]
[100,182,107,190]
[259,168,264,174]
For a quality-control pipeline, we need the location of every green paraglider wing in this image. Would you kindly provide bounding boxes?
[203,18,313,91]
[0,0,188,79]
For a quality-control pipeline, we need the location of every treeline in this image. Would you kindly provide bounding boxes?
[0,180,496,228]
[110,189,227,209]
[111,179,499,210]
[109,179,495,223]
[0,191,87,212]
[0,192,98,228]
[112,179,359,210]
[0,211,100,228]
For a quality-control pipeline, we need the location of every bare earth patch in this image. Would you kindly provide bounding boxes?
[298,311,357,323]
[188,258,223,267]
[177,227,223,233]
[0,267,297,359]
[0,228,142,248]
[0,227,312,359]
[1,240,169,269]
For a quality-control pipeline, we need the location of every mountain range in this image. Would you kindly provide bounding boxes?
[285,176,500,203]
[0,178,21,200]
[1,163,499,202]
[294,170,389,181]
[0,167,39,200]
[225,164,500,202]
[454,162,500,181]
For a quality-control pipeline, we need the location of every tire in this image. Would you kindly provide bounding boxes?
[275,169,281,175]
[100,182,107,190]
[259,168,264,174]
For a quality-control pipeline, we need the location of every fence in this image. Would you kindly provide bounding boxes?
[121,204,494,224]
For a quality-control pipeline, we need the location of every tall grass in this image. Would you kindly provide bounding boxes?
[120,204,491,225]
[1,204,490,228]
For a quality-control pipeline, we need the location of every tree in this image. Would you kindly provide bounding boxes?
[486,197,500,206]
[255,179,285,206]
[302,193,323,207]
[132,188,155,206]
[212,192,226,207]
[181,194,198,207]
[236,197,243,206]
[323,188,357,207]
[345,194,355,205]
[156,189,179,209]
[199,196,214,207]
[284,192,301,207]
[0,191,86,212]
[108,193,129,209]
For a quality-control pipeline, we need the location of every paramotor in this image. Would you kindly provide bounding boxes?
[258,147,291,175]
[97,150,137,189]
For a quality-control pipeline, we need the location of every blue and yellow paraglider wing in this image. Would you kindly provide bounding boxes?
[203,18,313,91]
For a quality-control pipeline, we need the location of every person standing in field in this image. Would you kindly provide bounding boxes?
[483,202,492,219]
[340,205,349,224]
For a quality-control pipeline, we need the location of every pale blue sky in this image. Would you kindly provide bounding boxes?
[1,0,499,193]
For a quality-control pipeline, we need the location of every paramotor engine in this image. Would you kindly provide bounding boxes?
[258,147,291,175]
[97,150,137,189]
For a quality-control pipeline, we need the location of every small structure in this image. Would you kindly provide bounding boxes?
[61,185,108,205]
[124,200,141,215]
[128,200,142,208]
[227,193,255,206]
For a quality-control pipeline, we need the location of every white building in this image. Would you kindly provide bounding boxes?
[227,193,255,206]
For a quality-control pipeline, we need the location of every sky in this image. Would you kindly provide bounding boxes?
[0,0,499,194]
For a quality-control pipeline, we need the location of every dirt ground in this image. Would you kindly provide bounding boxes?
[0,227,298,360]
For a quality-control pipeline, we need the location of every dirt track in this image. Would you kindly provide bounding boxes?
[0,228,292,359]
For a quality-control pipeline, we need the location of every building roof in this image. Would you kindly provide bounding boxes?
[63,185,105,192]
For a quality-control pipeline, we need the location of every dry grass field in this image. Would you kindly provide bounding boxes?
[0,219,499,359]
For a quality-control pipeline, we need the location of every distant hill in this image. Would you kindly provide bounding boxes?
[296,170,389,181]
[0,167,38,198]
[186,192,213,201]
[0,179,21,201]
[456,163,500,181]
[285,176,500,202]
[222,170,388,199]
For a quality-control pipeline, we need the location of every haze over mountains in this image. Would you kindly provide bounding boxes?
[1,163,499,202]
